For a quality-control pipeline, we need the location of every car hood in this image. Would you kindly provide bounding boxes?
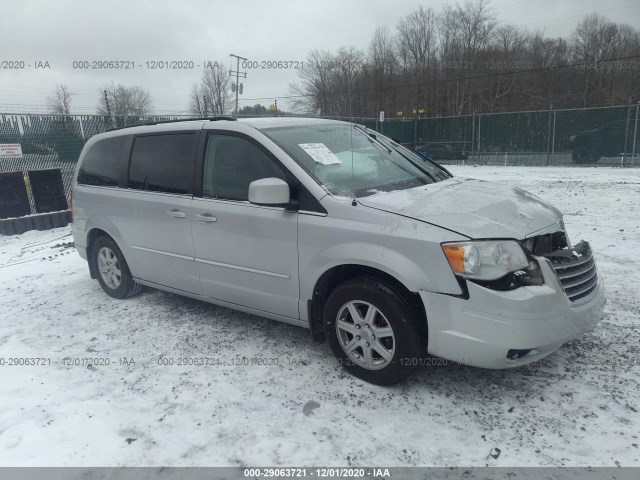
[357,177,562,239]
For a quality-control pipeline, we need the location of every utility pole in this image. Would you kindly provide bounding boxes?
[274,99,278,116]
[202,94,208,116]
[632,102,639,168]
[623,95,632,167]
[229,53,247,115]
[545,102,553,166]
[104,89,115,129]
[347,65,352,122]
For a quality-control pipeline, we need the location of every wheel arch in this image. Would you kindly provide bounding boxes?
[307,263,427,343]
[86,228,118,279]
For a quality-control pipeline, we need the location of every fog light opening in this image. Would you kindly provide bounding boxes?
[506,349,532,360]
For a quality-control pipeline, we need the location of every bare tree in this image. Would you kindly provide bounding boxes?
[493,24,527,54]
[198,63,232,115]
[369,26,398,112]
[370,26,397,76]
[438,0,498,114]
[611,24,640,105]
[47,84,74,115]
[456,0,497,57]
[290,4,640,117]
[479,25,528,111]
[395,6,438,112]
[570,14,640,105]
[571,14,619,63]
[396,6,438,72]
[333,46,364,116]
[238,104,270,116]
[288,50,337,114]
[522,32,572,108]
[188,64,232,116]
[188,84,208,116]
[571,13,617,105]
[97,82,153,116]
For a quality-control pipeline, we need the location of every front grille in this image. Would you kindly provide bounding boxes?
[546,241,598,303]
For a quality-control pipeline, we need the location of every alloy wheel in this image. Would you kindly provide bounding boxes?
[335,300,396,370]
[97,246,122,290]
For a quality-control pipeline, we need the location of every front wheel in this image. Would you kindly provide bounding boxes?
[91,236,142,299]
[323,277,425,385]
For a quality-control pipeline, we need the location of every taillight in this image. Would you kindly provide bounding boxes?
[69,191,73,223]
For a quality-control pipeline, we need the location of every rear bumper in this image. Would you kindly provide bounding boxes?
[76,245,88,261]
[72,224,88,261]
[420,258,606,369]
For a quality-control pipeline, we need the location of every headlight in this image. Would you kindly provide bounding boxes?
[442,240,529,280]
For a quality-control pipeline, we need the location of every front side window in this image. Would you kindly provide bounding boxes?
[202,134,288,201]
[261,123,449,197]
[128,133,195,194]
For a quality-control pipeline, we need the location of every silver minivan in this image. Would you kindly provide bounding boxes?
[72,117,605,385]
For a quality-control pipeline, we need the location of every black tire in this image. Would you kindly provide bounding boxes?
[91,236,142,299]
[323,276,424,386]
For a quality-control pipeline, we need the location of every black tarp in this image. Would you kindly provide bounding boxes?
[28,168,68,213]
[0,171,31,219]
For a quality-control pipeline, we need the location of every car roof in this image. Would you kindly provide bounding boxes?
[95,116,351,140]
[99,119,210,138]
[236,116,347,129]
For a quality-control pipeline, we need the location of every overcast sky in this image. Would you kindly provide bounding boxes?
[1,0,638,115]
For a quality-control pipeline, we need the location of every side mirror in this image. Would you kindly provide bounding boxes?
[248,178,291,207]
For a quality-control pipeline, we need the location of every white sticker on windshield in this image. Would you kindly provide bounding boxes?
[298,143,342,165]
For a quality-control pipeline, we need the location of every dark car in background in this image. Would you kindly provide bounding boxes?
[415,143,468,161]
[567,127,625,164]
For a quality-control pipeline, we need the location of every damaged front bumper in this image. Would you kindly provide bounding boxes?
[420,242,606,369]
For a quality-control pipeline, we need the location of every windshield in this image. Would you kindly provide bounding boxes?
[261,123,451,197]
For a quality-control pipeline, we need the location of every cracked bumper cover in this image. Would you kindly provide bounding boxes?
[420,257,606,369]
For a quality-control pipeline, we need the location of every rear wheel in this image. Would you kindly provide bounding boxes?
[324,277,424,385]
[91,236,142,299]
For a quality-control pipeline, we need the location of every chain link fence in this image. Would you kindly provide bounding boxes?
[377,104,640,168]
[1,105,638,205]
[0,114,193,204]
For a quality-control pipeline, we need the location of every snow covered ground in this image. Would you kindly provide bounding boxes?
[0,166,638,467]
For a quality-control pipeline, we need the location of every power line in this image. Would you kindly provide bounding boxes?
[229,53,248,114]
[522,3,640,26]
[228,53,640,102]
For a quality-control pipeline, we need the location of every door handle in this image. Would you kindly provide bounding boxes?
[166,209,187,218]
[194,213,217,223]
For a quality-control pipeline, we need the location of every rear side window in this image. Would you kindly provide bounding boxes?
[77,136,128,187]
[128,133,195,195]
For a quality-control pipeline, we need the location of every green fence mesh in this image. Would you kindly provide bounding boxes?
[1,106,638,208]
[408,105,638,167]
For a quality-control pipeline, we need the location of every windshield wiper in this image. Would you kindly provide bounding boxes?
[354,125,436,184]
[354,125,392,153]
[375,136,441,183]
[402,143,453,179]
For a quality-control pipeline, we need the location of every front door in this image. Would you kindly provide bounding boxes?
[190,132,299,319]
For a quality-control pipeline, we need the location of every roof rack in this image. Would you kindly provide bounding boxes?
[107,116,237,131]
